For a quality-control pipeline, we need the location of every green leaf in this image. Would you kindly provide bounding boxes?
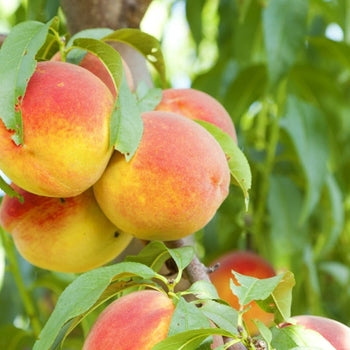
[0,324,35,350]
[223,64,267,123]
[67,28,114,47]
[111,73,144,160]
[102,28,166,85]
[33,262,156,350]
[168,297,211,336]
[126,240,194,277]
[125,240,171,271]
[280,95,329,223]
[135,81,162,113]
[262,0,308,86]
[315,173,344,256]
[271,324,336,349]
[0,17,58,145]
[186,280,219,300]
[267,175,308,267]
[257,271,296,324]
[230,271,284,306]
[0,177,23,202]
[71,37,123,90]
[152,328,234,350]
[70,38,144,160]
[200,300,239,335]
[196,120,252,209]
[186,0,206,48]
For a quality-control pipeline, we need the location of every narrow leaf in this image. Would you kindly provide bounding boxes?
[0,17,58,144]
[152,328,234,350]
[72,37,123,90]
[0,177,23,202]
[33,262,156,350]
[262,0,308,86]
[111,73,144,160]
[280,95,329,223]
[196,120,252,209]
[102,28,166,85]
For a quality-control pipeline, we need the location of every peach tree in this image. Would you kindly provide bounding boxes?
[0,1,350,349]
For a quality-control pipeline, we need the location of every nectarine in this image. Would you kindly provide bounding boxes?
[0,61,114,197]
[209,250,276,335]
[292,315,350,350]
[155,88,237,141]
[83,290,174,350]
[93,111,231,241]
[0,185,132,273]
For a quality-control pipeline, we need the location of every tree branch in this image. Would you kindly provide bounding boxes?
[60,0,152,34]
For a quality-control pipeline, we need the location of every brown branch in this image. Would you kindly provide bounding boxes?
[60,0,152,34]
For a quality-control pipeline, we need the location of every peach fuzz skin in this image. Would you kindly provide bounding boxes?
[155,88,237,142]
[0,185,132,273]
[83,290,175,350]
[51,51,135,97]
[93,111,231,241]
[291,315,350,350]
[209,250,276,335]
[0,61,114,197]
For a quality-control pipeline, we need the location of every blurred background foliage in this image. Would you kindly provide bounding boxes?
[0,0,350,347]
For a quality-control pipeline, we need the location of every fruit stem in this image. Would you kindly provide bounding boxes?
[0,227,42,337]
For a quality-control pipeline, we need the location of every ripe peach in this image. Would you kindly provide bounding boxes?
[292,315,350,349]
[0,61,114,197]
[93,111,230,241]
[209,250,276,335]
[51,51,135,96]
[83,290,175,350]
[0,185,132,273]
[155,88,237,141]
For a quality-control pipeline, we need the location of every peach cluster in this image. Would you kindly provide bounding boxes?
[0,57,236,272]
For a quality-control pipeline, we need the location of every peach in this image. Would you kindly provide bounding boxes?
[93,111,230,241]
[51,51,135,96]
[209,250,276,335]
[291,315,350,349]
[83,290,175,350]
[0,61,114,197]
[155,88,237,141]
[0,185,132,273]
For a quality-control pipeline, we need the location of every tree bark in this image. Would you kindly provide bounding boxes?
[60,0,152,34]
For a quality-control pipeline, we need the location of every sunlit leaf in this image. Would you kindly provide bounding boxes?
[271,324,336,349]
[33,262,156,350]
[196,120,252,209]
[230,271,284,306]
[102,28,166,85]
[0,17,58,145]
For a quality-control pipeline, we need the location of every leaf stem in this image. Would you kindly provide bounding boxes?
[0,228,42,337]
